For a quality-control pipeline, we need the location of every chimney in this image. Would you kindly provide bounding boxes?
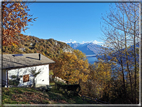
[39,53,41,60]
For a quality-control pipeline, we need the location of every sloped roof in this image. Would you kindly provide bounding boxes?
[2,53,55,70]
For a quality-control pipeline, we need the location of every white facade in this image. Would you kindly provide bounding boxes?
[6,64,49,87]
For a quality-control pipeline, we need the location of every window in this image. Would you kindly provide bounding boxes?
[23,74,29,82]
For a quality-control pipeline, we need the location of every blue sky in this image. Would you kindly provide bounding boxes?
[22,3,111,45]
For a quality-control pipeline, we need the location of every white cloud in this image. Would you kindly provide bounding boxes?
[92,40,103,44]
[60,39,103,45]
[60,40,76,43]
[72,41,76,43]
[80,41,85,44]
[80,40,103,44]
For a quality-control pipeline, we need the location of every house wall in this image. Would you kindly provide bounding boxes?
[8,64,49,87]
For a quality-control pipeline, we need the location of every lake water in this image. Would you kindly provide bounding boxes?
[86,56,98,64]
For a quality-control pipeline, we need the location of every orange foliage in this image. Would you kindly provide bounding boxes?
[2,2,37,46]
[52,52,89,84]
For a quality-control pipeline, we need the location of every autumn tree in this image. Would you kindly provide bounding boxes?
[86,60,112,99]
[118,3,139,104]
[2,1,37,46]
[51,51,89,85]
[73,49,87,60]
[101,16,128,102]
[101,2,139,103]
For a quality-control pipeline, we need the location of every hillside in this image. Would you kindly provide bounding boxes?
[2,81,103,104]
[2,86,90,104]
[2,34,73,60]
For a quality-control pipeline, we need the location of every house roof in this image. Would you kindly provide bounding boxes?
[2,53,55,70]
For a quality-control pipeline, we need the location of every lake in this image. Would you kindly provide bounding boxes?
[86,56,98,64]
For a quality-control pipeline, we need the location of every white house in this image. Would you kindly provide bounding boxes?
[2,53,55,88]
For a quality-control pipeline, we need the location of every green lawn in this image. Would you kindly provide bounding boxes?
[2,84,89,104]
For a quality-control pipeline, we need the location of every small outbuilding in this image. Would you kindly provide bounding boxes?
[2,53,55,88]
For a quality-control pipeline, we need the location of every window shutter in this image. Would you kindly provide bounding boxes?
[23,74,29,82]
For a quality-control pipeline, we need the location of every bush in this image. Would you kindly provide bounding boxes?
[9,80,19,86]
[11,75,17,79]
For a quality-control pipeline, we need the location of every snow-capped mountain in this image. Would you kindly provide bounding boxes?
[67,42,109,55]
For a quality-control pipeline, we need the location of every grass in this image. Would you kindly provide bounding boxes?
[2,87,49,104]
[2,82,90,104]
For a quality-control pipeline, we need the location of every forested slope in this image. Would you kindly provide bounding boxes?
[2,34,73,59]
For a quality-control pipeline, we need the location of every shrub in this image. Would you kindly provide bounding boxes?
[11,75,17,79]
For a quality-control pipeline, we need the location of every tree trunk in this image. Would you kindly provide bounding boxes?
[120,57,127,101]
[124,32,133,103]
[33,77,36,88]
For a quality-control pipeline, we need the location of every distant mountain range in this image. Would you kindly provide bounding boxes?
[112,42,139,63]
[67,42,110,55]
[96,42,139,66]
[68,42,139,64]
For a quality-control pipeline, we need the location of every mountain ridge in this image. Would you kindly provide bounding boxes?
[2,35,74,59]
[67,42,109,55]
